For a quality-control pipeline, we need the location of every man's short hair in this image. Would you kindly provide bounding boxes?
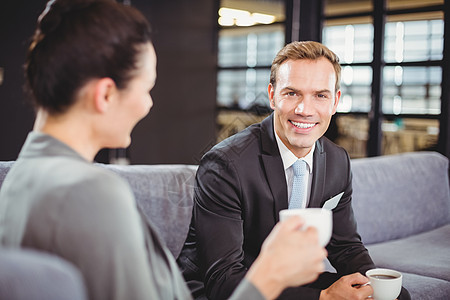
[270,41,341,91]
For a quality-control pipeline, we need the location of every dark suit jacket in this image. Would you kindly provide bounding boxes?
[178,114,375,300]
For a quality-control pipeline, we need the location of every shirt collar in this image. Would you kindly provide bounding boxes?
[274,130,315,174]
[19,131,88,163]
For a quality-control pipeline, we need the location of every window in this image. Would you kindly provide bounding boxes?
[323,24,374,64]
[323,24,374,114]
[385,19,444,62]
[217,26,284,110]
[216,0,285,142]
[215,0,447,157]
[322,0,444,157]
[383,66,441,115]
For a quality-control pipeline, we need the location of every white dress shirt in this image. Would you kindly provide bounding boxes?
[274,131,315,208]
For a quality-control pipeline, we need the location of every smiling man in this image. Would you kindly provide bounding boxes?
[178,41,410,300]
[270,57,340,159]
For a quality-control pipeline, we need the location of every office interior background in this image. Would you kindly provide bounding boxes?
[0,0,449,164]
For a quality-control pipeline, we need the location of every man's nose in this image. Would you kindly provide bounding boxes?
[294,98,312,115]
[294,102,305,114]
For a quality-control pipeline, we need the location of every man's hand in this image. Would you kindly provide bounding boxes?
[320,273,373,300]
[246,216,327,299]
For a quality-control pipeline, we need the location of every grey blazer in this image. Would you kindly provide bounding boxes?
[0,132,264,300]
[0,132,193,299]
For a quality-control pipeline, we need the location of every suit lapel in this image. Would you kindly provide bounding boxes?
[258,117,328,215]
[259,115,288,221]
[309,139,326,208]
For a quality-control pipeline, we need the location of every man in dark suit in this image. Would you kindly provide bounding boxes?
[178,41,409,299]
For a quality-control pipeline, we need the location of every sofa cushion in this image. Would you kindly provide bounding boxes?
[101,164,198,258]
[351,152,450,244]
[366,224,450,282]
[401,271,450,300]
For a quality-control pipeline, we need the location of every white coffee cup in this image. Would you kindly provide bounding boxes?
[279,208,332,246]
[366,268,402,300]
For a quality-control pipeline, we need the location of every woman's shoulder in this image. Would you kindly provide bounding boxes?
[65,162,134,203]
[27,158,136,212]
[51,162,141,233]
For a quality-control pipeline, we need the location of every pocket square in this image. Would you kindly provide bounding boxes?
[322,192,344,210]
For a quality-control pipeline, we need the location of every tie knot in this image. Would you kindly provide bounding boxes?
[292,160,307,176]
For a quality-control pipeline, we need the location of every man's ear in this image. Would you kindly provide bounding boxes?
[268,83,276,110]
[94,78,117,113]
[331,89,341,115]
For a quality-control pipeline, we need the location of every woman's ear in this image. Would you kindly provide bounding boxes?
[93,78,117,113]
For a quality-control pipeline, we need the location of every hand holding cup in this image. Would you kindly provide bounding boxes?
[246,216,327,300]
[366,268,402,300]
[279,208,333,246]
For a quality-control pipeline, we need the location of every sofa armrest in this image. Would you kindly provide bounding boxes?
[0,248,87,300]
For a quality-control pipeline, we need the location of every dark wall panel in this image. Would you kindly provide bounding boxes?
[0,0,47,161]
[130,0,217,164]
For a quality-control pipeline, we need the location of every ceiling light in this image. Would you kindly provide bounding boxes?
[219,7,251,19]
[218,7,276,27]
[252,13,276,24]
[218,16,235,26]
[236,15,256,26]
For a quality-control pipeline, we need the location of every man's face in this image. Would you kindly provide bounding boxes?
[268,57,340,158]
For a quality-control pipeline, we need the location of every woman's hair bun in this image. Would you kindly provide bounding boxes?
[26,0,152,114]
[38,0,95,35]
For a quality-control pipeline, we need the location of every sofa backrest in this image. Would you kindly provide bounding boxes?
[351,151,450,245]
[2,151,449,253]
[100,164,198,258]
[0,161,198,259]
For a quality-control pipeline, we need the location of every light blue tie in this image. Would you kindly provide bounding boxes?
[289,160,308,209]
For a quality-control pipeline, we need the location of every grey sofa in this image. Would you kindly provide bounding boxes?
[351,152,450,300]
[0,151,449,299]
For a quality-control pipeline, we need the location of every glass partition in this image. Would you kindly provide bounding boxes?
[385,17,444,63]
[218,26,284,68]
[338,66,372,113]
[383,66,441,115]
[217,69,271,110]
[382,118,439,155]
[323,23,374,64]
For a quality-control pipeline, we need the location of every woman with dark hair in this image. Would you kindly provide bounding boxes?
[0,1,326,299]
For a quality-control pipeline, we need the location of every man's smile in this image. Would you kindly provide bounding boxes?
[289,120,317,129]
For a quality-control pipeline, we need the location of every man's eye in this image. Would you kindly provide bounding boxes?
[287,92,296,97]
[317,94,327,98]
